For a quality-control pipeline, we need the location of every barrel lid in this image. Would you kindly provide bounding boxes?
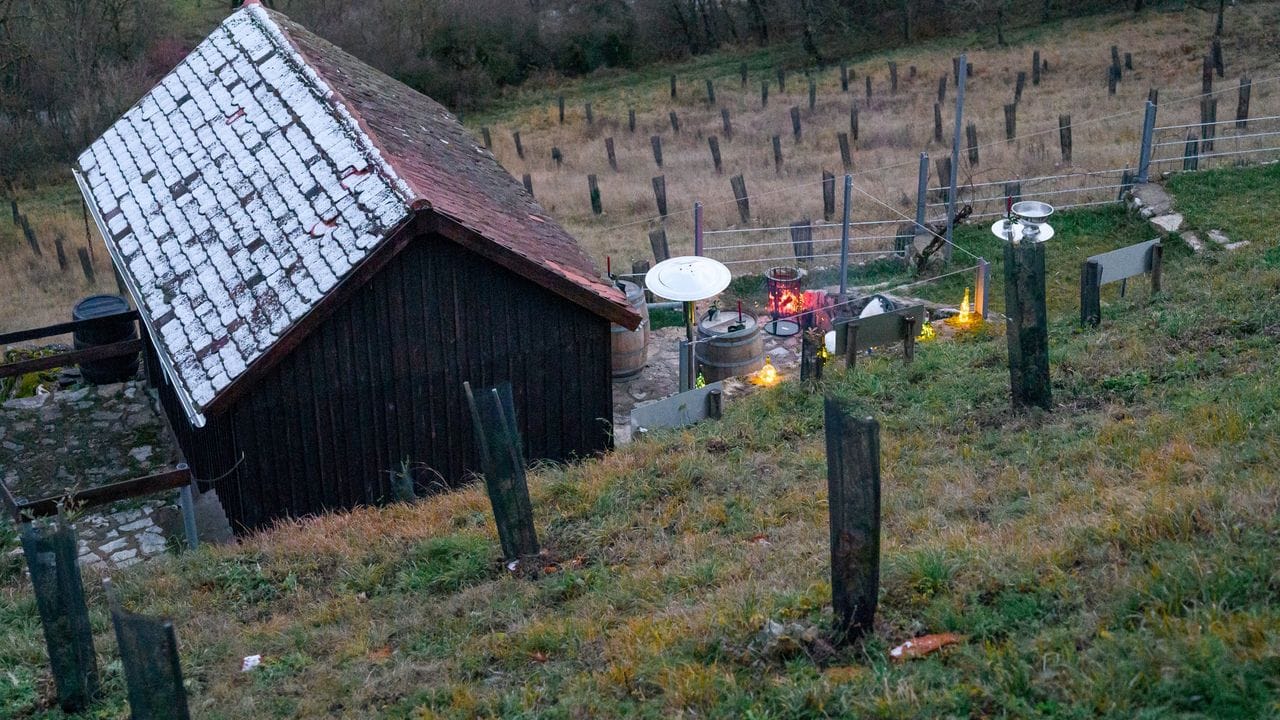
[73,294,130,320]
[698,309,757,337]
[645,256,731,302]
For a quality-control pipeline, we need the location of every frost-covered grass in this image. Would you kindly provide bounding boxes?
[1,164,1277,717]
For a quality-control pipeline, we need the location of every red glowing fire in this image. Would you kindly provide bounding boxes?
[767,286,806,317]
[766,289,834,331]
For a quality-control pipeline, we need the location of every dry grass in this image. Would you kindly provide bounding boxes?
[476,2,1280,269]
[0,184,119,335]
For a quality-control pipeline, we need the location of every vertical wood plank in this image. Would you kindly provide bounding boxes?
[824,399,880,645]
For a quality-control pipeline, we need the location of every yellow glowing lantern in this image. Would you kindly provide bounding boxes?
[957,287,972,324]
[754,357,779,386]
[917,321,936,341]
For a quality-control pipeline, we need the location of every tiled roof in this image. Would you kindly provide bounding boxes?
[76,4,637,427]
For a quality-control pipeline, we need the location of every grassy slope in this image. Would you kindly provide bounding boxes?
[3,164,1278,718]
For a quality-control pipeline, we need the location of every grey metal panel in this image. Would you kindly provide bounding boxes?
[835,305,926,353]
[630,382,725,435]
[1091,239,1159,285]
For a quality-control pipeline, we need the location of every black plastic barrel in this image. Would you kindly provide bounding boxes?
[72,295,138,384]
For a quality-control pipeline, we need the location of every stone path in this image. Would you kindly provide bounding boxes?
[1,380,191,570]
[1129,183,1248,253]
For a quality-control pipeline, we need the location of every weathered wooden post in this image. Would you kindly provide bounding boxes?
[649,225,670,262]
[708,136,722,174]
[585,102,594,125]
[652,175,668,217]
[22,216,41,256]
[740,62,748,88]
[551,147,563,167]
[1080,259,1103,327]
[669,110,680,133]
[1137,99,1157,184]
[730,174,751,223]
[1201,98,1217,153]
[1125,52,1133,71]
[937,75,947,104]
[463,382,540,561]
[512,131,524,159]
[670,73,677,99]
[772,135,783,173]
[1237,76,1252,129]
[605,138,617,171]
[838,132,852,170]
[914,152,929,239]
[822,171,836,221]
[558,96,565,124]
[935,157,952,204]
[105,578,191,720]
[1032,50,1041,85]
[1058,114,1072,164]
[839,173,852,298]
[776,66,786,92]
[650,135,663,168]
[77,247,95,283]
[841,63,849,92]
[1004,236,1052,410]
[54,233,68,271]
[721,108,733,139]
[1015,71,1026,102]
[708,388,724,419]
[9,198,17,225]
[824,398,880,645]
[792,217,814,262]
[850,104,860,141]
[865,75,872,101]
[1108,65,1119,95]
[933,103,943,144]
[521,173,533,197]
[706,78,715,104]
[790,106,802,141]
[21,517,98,712]
[480,126,492,149]
[1004,103,1017,140]
[801,330,822,382]
[1184,133,1200,171]
[1202,55,1213,95]
[588,174,602,215]
[808,77,817,111]
[966,122,979,166]
[628,108,637,133]
[889,61,898,93]
[1212,36,1224,78]
[946,54,967,258]
[761,80,769,108]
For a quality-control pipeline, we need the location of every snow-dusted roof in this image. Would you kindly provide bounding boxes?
[76,3,638,428]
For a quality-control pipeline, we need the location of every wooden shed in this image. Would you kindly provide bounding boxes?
[73,1,641,532]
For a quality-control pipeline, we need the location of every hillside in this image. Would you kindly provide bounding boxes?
[2,163,1277,718]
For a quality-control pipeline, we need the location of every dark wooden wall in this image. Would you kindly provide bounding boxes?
[153,232,613,531]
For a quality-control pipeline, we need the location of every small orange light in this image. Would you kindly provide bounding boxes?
[754,357,779,385]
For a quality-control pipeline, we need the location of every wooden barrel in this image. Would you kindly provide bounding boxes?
[696,310,764,383]
[611,280,649,380]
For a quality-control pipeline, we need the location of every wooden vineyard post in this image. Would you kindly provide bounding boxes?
[669,111,680,133]
[1015,71,1026,102]
[649,225,670,262]
[512,131,523,159]
[1237,76,1252,129]
[824,398,880,645]
[708,136,722,174]
[463,382,540,561]
[1032,50,1041,85]
[480,126,491,149]
[730,175,751,223]
[551,147,563,167]
[776,66,785,92]
[1201,98,1217,153]
[9,198,17,225]
[841,63,849,92]
[707,388,723,419]
[670,73,677,99]
[105,579,191,720]
[1184,133,1200,171]
[935,156,952,203]
[850,104,860,141]
[21,517,98,712]
[558,96,564,124]
[1004,104,1017,140]
[772,135,783,173]
[1004,238,1052,410]
[1058,115,1072,164]
[937,75,946,104]
[628,109,636,133]
[706,78,715,104]
[650,135,663,168]
[77,247,96,283]
[889,61,898,94]
[588,175,602,215]
[822,171,836,220]
[740,62,748,88]
[652,175,668,218]
[1151,242,1164,294]
[791,218,814,262]
[844,326,859,370]
[54,234,69,272]
[605,138,617,171]
[1212,36,1224,78]
[865,75,872,101]
[966,122,979,166]
[1080,259,1103,327]
[1202,55,1213,95]
[808,77,817,111]
[721,108,733,139]
[934,103,943,144]
[838,133,852,170]
[790,106,802,142]
[761,80,769,108]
